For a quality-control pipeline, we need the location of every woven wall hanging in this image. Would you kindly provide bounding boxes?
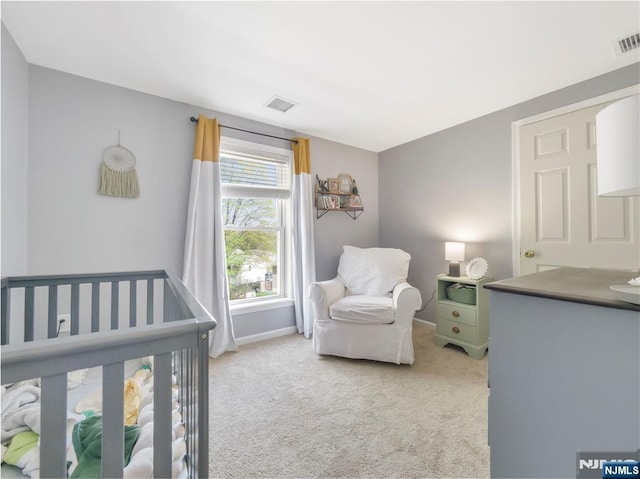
[98,131,140,198]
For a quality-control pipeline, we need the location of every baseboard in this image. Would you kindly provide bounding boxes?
[414,318,436,330]
[235,326,298,346]
[237,321,432,345]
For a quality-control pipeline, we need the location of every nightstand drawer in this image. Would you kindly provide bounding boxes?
[438,302,477,326]
[437,318,478,343]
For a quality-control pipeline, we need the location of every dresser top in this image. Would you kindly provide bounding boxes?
[485,267,640,312]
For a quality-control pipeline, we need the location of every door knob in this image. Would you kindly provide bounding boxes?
[523,250,535,258]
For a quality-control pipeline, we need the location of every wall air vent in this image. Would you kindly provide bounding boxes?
[612,32,640,56]
[265,96,296,113]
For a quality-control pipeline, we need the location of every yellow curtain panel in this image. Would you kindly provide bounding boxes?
[193,114,220,162]
[292,137,311,175]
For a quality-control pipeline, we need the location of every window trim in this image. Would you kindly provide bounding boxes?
[219,136,292,164]
[222,184,290,199]
[229,297,294,315]
[219,136,293,306]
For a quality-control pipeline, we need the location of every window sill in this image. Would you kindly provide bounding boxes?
[230,297,294,315]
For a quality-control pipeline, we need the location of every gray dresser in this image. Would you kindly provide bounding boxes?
[485,267,640,478]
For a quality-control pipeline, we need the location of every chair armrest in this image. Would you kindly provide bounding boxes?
[309,278,346,320]
[393,282,422,327]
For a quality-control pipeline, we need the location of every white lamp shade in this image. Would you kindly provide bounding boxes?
[596,94,640,197]
[445,242,465,262]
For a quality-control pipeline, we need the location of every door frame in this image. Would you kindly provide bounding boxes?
[511,84,640,276]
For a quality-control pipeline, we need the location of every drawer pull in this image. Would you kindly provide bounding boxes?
[452,326,460,334]
[452,310,460,318]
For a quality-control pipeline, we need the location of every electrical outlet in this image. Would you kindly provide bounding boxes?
[57,314,71,334]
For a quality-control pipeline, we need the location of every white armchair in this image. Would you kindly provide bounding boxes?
[310,246,422,365]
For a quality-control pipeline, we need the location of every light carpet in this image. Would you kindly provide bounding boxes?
[209,322,489,478]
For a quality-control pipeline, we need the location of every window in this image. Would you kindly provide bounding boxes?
[220,138,291,304]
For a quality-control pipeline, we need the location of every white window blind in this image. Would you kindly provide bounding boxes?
[220,154,290,199]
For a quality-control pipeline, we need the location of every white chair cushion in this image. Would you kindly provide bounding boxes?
[337,245,411,296]
[329,295,395,324]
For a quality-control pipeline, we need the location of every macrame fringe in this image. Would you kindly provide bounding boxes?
[98,163,140,198]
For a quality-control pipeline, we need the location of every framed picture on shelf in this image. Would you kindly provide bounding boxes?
[338,173,352,194]
[328,178,340,194]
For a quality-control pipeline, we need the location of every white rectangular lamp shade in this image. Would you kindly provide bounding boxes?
[596,94,640,197]
[445,242,465,277]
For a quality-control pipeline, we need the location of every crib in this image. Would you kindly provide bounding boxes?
[1,270,215,478]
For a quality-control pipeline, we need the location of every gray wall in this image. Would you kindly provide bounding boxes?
[379,63,640,322]
[1,23,29,276]
[309,136,379,281]
[25,65,299,340]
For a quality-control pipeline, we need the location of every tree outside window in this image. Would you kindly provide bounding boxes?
[223,198,281,300]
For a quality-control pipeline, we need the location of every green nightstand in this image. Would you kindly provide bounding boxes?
[434,274,492,359]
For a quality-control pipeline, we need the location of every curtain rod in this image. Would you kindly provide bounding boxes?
[189,116,298,144]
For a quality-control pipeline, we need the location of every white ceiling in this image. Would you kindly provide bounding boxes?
[2,1,639,152]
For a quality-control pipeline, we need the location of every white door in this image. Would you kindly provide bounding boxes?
[519,103,640,275]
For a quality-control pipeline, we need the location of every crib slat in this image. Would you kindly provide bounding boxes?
[91,282,100,332]
[102,362,125,478]
[40,373,68,479]
[48,285,58,338]
[191,348,197,471]
[179,349,190,471]
[163,280,170,323]
[24,286,34,341]
[129,280,137,327]
[71,283,80,335]
[154,352,173,477]
[182,350,189,457]
[111,281,119,330]
[147,279,154,325]
[197,332,210,478]
[1,285,10,345]
[187,348,195,475]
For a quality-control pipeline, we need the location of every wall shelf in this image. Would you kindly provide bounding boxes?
[315,199,364,220]
[315,174,363,220]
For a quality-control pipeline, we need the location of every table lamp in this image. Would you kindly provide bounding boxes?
[445,242,465,277]
[596,94,640,304]
[596,94,639,197]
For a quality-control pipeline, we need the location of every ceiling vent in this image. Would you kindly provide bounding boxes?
[265,96,296,113]
[612,32,640,56]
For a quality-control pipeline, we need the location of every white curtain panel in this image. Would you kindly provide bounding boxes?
[292,138,316,338]
[183,115,237,357]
